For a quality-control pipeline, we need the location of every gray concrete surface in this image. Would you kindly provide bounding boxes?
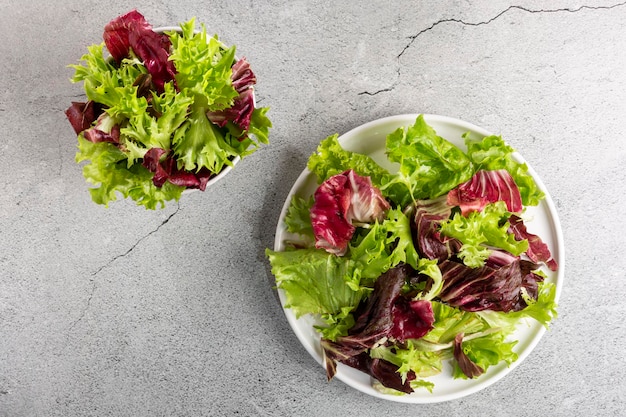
[1,1,625,416]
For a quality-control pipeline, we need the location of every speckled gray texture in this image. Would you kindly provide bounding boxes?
[1,1,625,416]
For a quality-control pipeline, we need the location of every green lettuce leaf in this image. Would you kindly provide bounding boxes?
[70,43,149,117]
[266,248,364,319]
[172,99,239,172]
[167,21,241,173]
[424,302,488,345]
[370,343,444,381]
[307,134,392,186]
[383,115,474,206]
[122,83,193,161]
[284,195,314,238]
[465,134,545,206]
[168,20,239,111]
[477,281,558,329]
[345,207,419,290]
[451,332,518,380]
[76,135,184,209]
[245,107,272,151]
[316,306,355,341]
[439,201,529,267]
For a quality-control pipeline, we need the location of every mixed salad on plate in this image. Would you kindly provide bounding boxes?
[267,115,558,395]
[65,10,271,209]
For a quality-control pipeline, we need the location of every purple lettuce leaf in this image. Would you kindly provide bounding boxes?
[509,215,558,271]
[207,58,257,134]
[207,88,255,133]
[341,352,417,394]
[447,169,523,215]
[230,58,257,93]
[413,196,461,262]
[103,10,176,93]
[65,101,100,135]
[321,265,434,393]
[321,266,407,368]
[142,147,213,190]
[438,254,544,312]
[390,298,434,342]
[311,170,390,255]
[453,333,484,379]
[82,113,121,145]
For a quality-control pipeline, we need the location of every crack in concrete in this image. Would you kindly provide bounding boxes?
[68,204,180,330]
[357,87,395,96]
[359,2,626,96]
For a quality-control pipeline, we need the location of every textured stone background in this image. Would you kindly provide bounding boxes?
[0,1,625,416]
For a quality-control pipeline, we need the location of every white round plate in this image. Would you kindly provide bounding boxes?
[272,114,564,403]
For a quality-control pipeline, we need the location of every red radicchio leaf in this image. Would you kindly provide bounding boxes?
[311,170,390,256]
[438,255,544,312]
[321,266,409,378]
[65,101,99,134]
[345,170,390,223]
[447,169,523,215]
[142,148,212,190]
[207,58,257,133]
[311,174,354,256]
[142,148,170,187]
[207,88,255,133]
[83,124,121,144]
[103,10,146,63]
[342,353,417,394]
[453,333,484,379]
[230,57,257,93]
[82,113,121,145]
[103,10,176,93]
[389,298,434,343]
[413,196,461,262]
[321,265,432,393]
[509,214,558,271]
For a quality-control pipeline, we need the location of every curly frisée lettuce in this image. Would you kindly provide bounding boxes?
[267,115,558,395]
[65,10,271,209]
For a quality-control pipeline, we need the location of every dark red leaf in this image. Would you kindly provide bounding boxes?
[207,88,256,132]
[438,255,544,312]
[193,169,214,191]
[390,299,434,342]
[413,197,460,262]
[447,169,523,215]
[230,57,256,93]
[321,265,409,375]
[342,353,416,394]
[311,170,389,256]
[509,215,558,271]
[103,10,176,93]
[83,124,120,144]
[321,265,434,393]
[311,173,354,255]
[142,148,169,186]
[129,26,176,92]
[103,10,148,63]
[142,147,210,189]
[206,58,257,134]
[168,170,202,188]
[65,101,98,134]
[81,113,121,145]
[453,333,484,379]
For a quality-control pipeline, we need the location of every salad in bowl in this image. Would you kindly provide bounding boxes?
[65,10,271,209]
